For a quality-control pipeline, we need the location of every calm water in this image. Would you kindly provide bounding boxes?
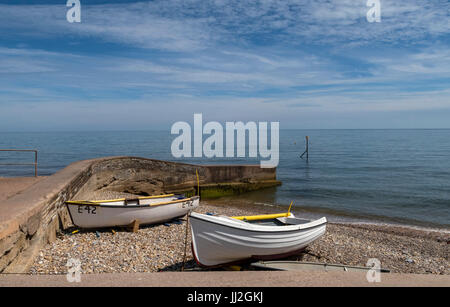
[1,130,449,229]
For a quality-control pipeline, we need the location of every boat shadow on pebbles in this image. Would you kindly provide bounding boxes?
[59,217,186,237]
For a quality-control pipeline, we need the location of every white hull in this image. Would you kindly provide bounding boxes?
[67,195,199,228]
[190,212,327,267]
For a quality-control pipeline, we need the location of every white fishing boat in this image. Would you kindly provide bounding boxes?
[66,194,199,228]
[189,210,327,267]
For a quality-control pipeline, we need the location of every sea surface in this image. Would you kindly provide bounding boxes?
[1,129,449,229]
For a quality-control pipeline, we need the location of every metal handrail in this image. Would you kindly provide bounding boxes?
[0,149,38,177]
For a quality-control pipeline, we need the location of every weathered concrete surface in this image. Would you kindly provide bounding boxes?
[0,177,46,202]
[0,158,94,273]
[0,271,448,287]
[0,157,280,274]
[74,158,280,199]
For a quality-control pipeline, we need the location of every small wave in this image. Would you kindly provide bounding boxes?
[334,220,450,234]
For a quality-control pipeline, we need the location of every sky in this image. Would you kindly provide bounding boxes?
[0,0,449,131]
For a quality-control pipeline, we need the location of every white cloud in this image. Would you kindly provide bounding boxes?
[367,46,450,76]
[0,58,55,73]
[0,1,449,130]
[0,1,448,51]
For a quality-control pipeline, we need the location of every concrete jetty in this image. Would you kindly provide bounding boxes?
[0,177,46,202]
[0,157,280,274]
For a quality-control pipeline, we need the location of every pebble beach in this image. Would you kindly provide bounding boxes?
[29,200,449,276]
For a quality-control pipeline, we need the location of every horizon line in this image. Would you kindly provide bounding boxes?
[1,128,450,133]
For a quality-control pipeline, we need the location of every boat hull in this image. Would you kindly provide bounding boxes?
[67,196,199,228]
[189,212,327,267]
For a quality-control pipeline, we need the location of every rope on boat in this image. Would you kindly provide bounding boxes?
[181,212,190,272]
[182,169,199,271]
[196,169,200,196]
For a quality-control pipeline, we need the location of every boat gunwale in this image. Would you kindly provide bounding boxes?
[66,193,175,204]
[189,212,327,233]
[66,195,199,208]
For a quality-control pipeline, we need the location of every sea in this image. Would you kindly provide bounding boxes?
[1,129,449,230]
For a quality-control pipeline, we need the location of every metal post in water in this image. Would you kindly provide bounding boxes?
[300,136,309,162]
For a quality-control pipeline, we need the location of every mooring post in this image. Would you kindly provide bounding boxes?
[300,136,309,161]
[306,136,309,161]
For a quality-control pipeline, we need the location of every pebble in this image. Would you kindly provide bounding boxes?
[29,201,450,275]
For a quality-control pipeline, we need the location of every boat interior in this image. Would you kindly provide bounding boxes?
[247,217,313,226]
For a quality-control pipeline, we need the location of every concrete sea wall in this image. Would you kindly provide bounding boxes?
[0,157,280,273]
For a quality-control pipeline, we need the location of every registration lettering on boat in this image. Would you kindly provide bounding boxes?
[77,205,97,215]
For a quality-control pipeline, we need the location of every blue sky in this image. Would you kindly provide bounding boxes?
[0,0,449,131]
